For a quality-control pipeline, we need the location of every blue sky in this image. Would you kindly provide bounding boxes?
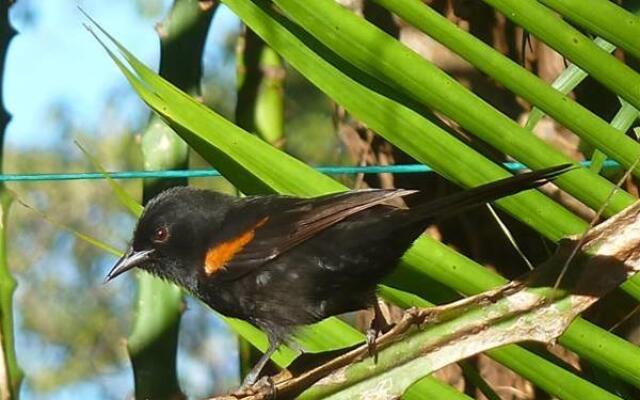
[6,0,157,148]
[6,0,238,149]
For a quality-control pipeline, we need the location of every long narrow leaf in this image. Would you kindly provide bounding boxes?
[538,0,640,60]
[591,101,640,173]
[371,0,640,187]
[524,37,617,130]
[272,0,637,216]
[483,0,640,111]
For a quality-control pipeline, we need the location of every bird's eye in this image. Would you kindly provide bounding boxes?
[152,226,169,243]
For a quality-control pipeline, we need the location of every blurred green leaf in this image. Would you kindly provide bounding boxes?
[14,196,123,258]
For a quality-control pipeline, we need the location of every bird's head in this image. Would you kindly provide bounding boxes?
[105,186,233,289]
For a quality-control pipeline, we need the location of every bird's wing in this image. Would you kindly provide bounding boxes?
[202,189,416,281]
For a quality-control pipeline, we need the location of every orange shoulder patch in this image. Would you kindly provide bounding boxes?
[204,217,269,276]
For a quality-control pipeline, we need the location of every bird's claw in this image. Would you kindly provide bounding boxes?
[404,307,423,325]
[366,327,380,362]
[366,302,393,362]
[231,376,276,400]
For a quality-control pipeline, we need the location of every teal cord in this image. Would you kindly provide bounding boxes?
[0,159,620,182]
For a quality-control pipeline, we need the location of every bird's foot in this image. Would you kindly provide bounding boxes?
[404,306,424,325]
[404,306,439,327]
[366,302,392,362]
[395,306,451,338]
[365,327,379,361]
[231,376,276,400]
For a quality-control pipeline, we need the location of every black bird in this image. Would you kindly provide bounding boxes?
[106,164,571,387]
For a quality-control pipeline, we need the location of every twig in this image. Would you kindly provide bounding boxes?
[554,156,640,289]
[486,203,534,270]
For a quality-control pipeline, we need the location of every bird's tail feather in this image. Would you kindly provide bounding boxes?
[414,164,575,220]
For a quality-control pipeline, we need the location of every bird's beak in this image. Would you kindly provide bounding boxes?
[105,248,154,283]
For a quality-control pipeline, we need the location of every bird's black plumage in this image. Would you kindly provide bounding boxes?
[106,164,572,387]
